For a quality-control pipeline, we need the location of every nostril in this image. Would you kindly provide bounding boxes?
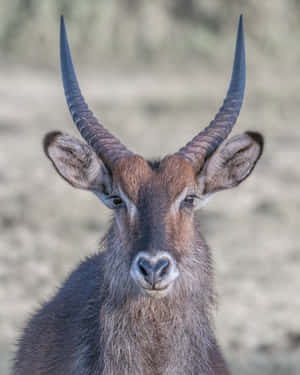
[155,259,170,279]
[137,258,152,277]
[160,262,169,277]
[139,263,148,277]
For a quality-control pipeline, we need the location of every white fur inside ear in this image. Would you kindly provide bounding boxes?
[195,132,263,196]
[45,133,113,207]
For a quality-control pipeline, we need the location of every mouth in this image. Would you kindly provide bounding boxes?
[141,284,172,298]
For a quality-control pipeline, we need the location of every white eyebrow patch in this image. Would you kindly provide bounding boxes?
[171,187,188,215]
[118,186,137,220]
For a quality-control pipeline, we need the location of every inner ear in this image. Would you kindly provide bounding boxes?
[44,131,112,197]
[197,131,264,195]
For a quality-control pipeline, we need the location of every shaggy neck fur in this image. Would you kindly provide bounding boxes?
[80,219,217,375]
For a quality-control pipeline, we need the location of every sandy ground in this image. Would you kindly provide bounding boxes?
[0,61,299,374]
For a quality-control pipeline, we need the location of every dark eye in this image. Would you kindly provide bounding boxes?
[182,195,197,208]
[110,195,124,208]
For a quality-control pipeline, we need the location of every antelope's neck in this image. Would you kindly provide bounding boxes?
[99,292,214,375]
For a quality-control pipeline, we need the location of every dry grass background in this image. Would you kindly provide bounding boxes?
[1,1,300,374]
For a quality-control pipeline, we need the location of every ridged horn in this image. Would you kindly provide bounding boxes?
[175,15,246,171]
[60,16,134,169]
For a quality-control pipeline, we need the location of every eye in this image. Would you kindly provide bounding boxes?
[182,195,198,208]
[110,195,124,208]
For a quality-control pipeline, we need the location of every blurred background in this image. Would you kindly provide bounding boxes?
[1,1,300,374]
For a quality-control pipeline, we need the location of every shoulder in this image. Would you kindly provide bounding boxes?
[52,252,104,310]
[29,252,104,325]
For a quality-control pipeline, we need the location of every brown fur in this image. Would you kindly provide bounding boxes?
[13,131,263,375]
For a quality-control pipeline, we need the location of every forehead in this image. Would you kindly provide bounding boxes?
[113,155,196,202]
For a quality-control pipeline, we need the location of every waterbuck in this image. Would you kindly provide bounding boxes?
[13,15,263,375]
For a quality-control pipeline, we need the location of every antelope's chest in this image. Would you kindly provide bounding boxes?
[101,309,196,375]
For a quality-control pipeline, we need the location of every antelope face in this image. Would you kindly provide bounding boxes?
[44,16,263,298]
[113,155,197,297]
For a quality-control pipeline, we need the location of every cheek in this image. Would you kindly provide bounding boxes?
[114,209,130,237]
[114,209,139,243]
[166,210,195,254]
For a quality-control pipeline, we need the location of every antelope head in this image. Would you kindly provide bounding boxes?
[44,16,263,299]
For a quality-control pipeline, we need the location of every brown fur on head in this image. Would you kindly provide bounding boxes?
[44,131,263,300]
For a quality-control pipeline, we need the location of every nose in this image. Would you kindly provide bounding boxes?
[130,252,179,291]
[137,257,170,287]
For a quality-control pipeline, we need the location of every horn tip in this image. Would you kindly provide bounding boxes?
[238,14,244,35]
[237,14,244,40]
[60,15,66,36]
[60,15,65,31]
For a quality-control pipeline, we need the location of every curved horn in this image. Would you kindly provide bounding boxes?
[175,15,246,171]
[60,16,134,169]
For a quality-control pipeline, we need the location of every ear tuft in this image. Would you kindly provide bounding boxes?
[245,131,264,162]
[245,131,264,152]
[43,131,63,157]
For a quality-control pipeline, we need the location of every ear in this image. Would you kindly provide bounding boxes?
[197,132,264,196]
[44,131,113,205]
